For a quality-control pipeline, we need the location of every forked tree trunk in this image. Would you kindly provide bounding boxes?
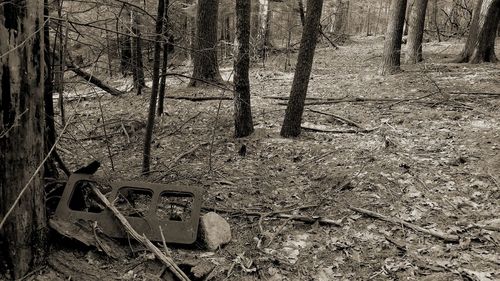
[142,0,166,174]
[234,0,254,138]
[0,1,47,279]
[405,0,429,63]
[454,0,500,63]
[281,0,324,138]
[189,0,222,86]
[380,0,407,75]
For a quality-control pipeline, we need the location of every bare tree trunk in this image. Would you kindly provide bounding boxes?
[257,0,272,59]
[403,0,414,35]
[142,0,166,174]
[406,0,429,63]
[333,0,345,34]
[189,0,222,86]
[234,0,254,138]
[281,0,324,138]
[0,1,47,278]
[298,0,306,26]
[158,0,170,116]
[431,0,441,42]
[380,0,407,75]
[131,10,145,95]
[454,0,500,63]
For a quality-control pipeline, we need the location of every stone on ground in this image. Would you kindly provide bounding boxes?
[199,212,231,250]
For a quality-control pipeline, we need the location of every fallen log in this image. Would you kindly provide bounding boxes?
[67,63,124,96]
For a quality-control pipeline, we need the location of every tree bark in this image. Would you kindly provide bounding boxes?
[257,0,272,59]
[380,0,407,75]
[454,0,500,63]
[234,0,254,138]
[0,1,47,278]
[67,64,123,96]
[405,0,429,63]
[189,0,222,86]
[431,0,441,42]
[298,0,306,26]
[281,0,324,138]
[142,0,166,174]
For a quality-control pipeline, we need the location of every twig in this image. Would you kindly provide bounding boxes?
[121,122,130,143]
[349,206,459,242]
[159,226,171,256]
[157,142,209,181]
[90,186,191,281]
[168,112,202,136]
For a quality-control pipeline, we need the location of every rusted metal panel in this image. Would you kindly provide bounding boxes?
[54,174,202,244]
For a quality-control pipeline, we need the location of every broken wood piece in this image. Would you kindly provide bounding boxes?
[49,219,127,259]
[349,206,459,242]
[89,186,191,281]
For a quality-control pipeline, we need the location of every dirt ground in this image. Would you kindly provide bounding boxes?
[4,36,500,280]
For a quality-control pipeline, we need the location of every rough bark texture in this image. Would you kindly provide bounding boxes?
[234,0,254,138]
[189,0,222,86]
[157,0,170,116]
[280,0,324,138]
[380,0,407,75]
[405,0,429,63]
[142,0,166,174]
[0,1,48,278]
[455,0,500,63]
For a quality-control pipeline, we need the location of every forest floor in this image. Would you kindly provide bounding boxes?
[7,36,500,280]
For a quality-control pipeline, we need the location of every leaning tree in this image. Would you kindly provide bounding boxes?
[0,0,48,278]
[380,0,408,75]
[281,0,324,138]
[455,0,500,63]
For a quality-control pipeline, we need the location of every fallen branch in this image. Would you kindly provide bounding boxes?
[301,125,377,134]
[448,92,500,97]
[307,108,365,129]
[203,206,342,227]
[67,63,124,96]
[90,186,191,281]
[349,206,459,242]
[167,96,232,102]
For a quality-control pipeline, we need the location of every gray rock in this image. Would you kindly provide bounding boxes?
[199,212,231,250]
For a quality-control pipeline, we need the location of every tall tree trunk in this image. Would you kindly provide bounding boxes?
[280,0,324,138]
[333,0,345,34]
[403,0,414,35]
[189,0,222,86]
[454,0,500,63]
[380,0,407,75]
[0,1,47,278]
[131,10,145,94]
[142,0,166,174]
[234,0,254,138]
[431,0,441,42]
[405,0,429,63]
[158,0,170,116]
[257,0,272,59]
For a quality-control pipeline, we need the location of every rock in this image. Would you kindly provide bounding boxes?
[199,212,231,250]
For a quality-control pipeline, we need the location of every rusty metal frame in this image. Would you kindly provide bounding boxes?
[54,174,202,244]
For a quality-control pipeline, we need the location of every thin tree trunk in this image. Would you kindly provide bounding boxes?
[131,10,145,95]
[406,0,429,63]
[281,0,324,138]
[142,0,166,174]
[380,0,407,75]
[298,0,306,26]
[0,1,47,278]
[234,0,254,138]
[158,0,170,116]
[189,0,222,86]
